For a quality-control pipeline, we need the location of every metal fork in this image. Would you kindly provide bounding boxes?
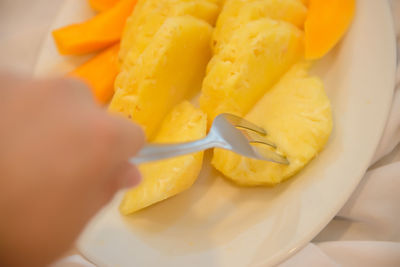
[130,113,289,165]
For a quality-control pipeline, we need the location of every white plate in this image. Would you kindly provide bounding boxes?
[35,0,396,266]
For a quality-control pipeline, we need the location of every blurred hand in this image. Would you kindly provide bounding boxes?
[0,73,144,267]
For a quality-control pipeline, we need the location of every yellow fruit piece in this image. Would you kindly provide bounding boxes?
[212,0,307,53]
[200,18,304,125]
[212,63,332,186]
[305,0,355,60]
[120,101,207,215]
[110,16,212,138]
[119,0,220,66]
[207,0,225,5]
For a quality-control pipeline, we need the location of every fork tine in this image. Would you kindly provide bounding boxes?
[239,129,277,148]
[252,146,290,165]
[238,128,289,165]
[221,113,267,135]
[216,113,289,164]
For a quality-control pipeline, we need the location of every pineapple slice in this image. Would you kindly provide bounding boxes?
[200,18,303,125]
[120,101,207,215]
[212,0,307,53]
[110,16,212,138]
[119,0,220,66]
[212,63,332,186]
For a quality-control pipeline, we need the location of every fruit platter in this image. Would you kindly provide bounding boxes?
[34,0,396,266]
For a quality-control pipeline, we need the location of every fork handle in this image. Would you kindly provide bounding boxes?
[130,136,214,165]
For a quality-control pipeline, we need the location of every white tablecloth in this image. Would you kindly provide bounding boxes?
[1,0,399,266]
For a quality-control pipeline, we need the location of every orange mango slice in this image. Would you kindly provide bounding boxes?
[89,0,120,12]
[70,44,120,104]
[53,0,137,55]
[305,0,355,60]
[300,0,309,7]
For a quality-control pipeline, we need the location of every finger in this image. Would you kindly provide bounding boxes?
[118,163,142,188]
[0,72,30,100]
[104,114,146,160]
[113,161,142,190]
[36,77,94,106]
[0,71,28,85]
[100,161,142,205]
[57,78,95,104]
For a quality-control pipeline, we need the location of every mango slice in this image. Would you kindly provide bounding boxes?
[212,0,307,53]
[305,0,355,60]
[110,16,213,139]
[119,0,220,68]
[89,0,120,12]
[120,101,207,215]
[200,18,304,125]
[52,0,137,55]
[70,44,120,105]
[212,63,332,186]
[300,0,309,6]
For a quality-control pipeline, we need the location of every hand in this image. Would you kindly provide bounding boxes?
[0,73,144,267]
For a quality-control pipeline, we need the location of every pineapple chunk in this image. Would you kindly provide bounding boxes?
[119,0,220,66]
[110,16,212,138]
[212,63,332,186]
[120,101,207,215]
[200,18,303,124]
[212,0,307,53]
